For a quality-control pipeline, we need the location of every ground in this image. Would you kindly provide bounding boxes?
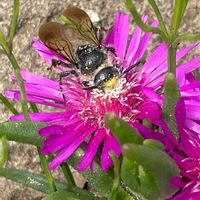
[0,0,200,199]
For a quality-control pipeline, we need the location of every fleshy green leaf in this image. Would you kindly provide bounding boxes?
[109,152,121,200]
[0,167,66,193]
[69,149,133,199]
[43,190,96,200]
[143,139,165,150]
[163,73,180,137]
[0,136,9,166]
[105,112,143,145]
[122,143,179,200]
[0,122,45,146]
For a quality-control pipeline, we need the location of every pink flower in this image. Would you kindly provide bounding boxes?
[154,100,200,200]
[5,11,200,172]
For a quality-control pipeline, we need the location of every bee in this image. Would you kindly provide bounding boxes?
[39,5,140,91]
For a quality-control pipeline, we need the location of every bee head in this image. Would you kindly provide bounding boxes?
[94,67,120,90]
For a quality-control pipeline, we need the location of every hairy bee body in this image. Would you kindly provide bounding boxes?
[39,6,138,92]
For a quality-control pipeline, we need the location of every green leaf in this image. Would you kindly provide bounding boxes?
[109,152,121,200]
[163,73,180,137]
[171,0,188,35]
[0,167,66,193]
[69,149,133,200]
[0,122,45,146]
[0,136,9,167]
[43,190,96,200]
[9,0,20,50]
[122,143,179,200]
[143,139,165,150]
[0,93,19,115]
[43,191,79,200]
[105,112,143,145]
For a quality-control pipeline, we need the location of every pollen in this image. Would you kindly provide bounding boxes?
[104,76,119,89]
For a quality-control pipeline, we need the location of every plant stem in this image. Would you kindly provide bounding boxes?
[37,147,57,192]
[0,29,30,121]
[9,0,19,50]
[125,0,167,41]
[173,32,200,46]
[30,102,39,113]
[171,0,188,36]
[168,45,177,75]
[148,0,169,38]
[0,93,19,115]
[30,103,57,192]
[61,162,76,186]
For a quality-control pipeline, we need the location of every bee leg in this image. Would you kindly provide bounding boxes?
[105,46,117,57]
[59,70,79,101]
[48,59,74,70]
[82,83,103,90]
[82,81,90,87]
[97,26,107,43]
[83,85,98,90]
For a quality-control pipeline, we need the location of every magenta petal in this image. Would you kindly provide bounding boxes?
[125,16,149,66]
[142,42,168,74]
[186,105,200,120]
[100,133,121,171]
[142,87,163,106]
[20,70,60,89]
[32,38,65,64]
[41,125,84,154]
[185,119,200,133]
[48,126,97,169]
[39,125,66,136]
[10,112,68,122]
[177,55,200,86]
[145,43,198,87]
[133,122,164,142]
[78,129,106,171]
[132,20,159,64]
[181,81,200,91]
[175,100,186,130]
[113,12,130,59]
[137,101,162,120]
[24,83,63,101]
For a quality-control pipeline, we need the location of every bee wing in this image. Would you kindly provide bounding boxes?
[39,22,87,64]
[62,5,100,45]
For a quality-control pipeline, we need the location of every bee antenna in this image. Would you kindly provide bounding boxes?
[120,60,143,77]
[83,85,99,90]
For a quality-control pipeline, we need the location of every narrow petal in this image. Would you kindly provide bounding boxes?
[10,112,68,122]
[145,43,198,86]
[49,126,97,169]
[177,55,200,86]
[42,124,84,154]
[125,16,148,66]
[137,101,162,120]
[114,12,130,59]
[141,42,168,73]
[185,119,200,133]
[101,133,121,171]
[20,70,60,89]
[78,129,106,171]
[132,20,159,64]
[39,125,66,136]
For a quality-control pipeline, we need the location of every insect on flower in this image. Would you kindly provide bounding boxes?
[39,5,141,93]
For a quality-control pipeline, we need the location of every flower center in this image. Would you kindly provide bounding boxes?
[78,76,144,128]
